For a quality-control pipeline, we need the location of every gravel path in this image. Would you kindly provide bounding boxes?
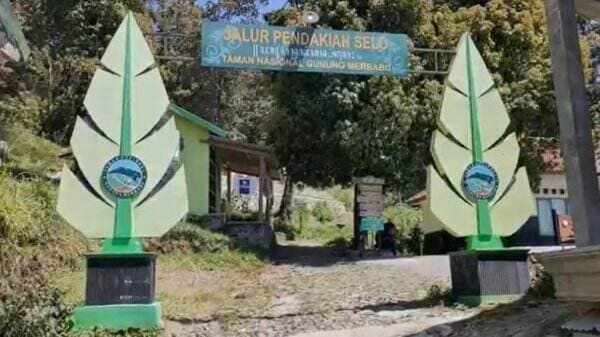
[163,242,570,337]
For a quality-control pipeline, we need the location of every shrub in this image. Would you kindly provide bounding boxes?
[0,241,73,337]
[6,127,63,176]
[328,186,353,211]
[311,201,334,223]
[383,204,422,233]
[426,284,452,304]
[529,255,556,298]
[383,204,424,255]
[405,226,425,256]
[273,220,299,240]
[145,222,232,254]
[0,172,86,266]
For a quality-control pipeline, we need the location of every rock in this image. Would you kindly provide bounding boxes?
[376,309,418,319]
[232,291,247,299]
[427,324,453,337]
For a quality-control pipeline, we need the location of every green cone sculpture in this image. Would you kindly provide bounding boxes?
[57,12,188,253]
[426,33,535,250]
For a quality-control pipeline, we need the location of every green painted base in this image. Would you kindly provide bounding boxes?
[101,238,143,254]
[466,235,503,250]
[457,295,523,306]
[73,303,162,330]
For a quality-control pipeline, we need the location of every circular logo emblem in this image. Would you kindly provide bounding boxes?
[101,155,147,198]
[462,162,499,201]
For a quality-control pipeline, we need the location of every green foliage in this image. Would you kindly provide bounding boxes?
[2,1,270,145]
[0,171,83,252]
[152,0,272,144]
[383,204,423,232]
[145,222,232,254]
[328,186,354,211]
[6,126,63,175]
[1,1,149,144]
[159,251,266,270]
[276,205,353,244]
[298,223,352,244]
[311,201,334,223]
[145,222,267,270]
[426,284,452,304]
[267,0,596,196]
[0,242,73,337]
[405,226,425,256]
[383,204,424,255]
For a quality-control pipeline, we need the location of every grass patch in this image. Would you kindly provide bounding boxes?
[327,185,353,211]
[295,223,352,244]
[0,170,87,267]
[159,251,266,271]
[275,210,353,245]
[53,270,85,306]
[145,222,232,254]
[6,126,64,176]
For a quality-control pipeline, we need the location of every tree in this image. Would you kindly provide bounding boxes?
[149,0,272,140]
[267,0,593,199]
[1,0,272,145]
[267,0,440,197]
[1,0,150,144]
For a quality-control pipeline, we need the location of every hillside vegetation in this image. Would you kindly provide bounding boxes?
[0,126,274,337]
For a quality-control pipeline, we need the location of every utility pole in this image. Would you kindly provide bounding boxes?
[545,0,600,246]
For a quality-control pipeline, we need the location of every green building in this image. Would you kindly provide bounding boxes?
[166,104,279,222]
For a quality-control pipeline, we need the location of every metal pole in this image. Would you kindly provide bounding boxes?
[545,0,600,246]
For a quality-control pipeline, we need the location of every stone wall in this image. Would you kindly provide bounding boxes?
[224,222,274,250]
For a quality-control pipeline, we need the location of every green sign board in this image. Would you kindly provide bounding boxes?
[360,217,384,232]
[201,22,410,76]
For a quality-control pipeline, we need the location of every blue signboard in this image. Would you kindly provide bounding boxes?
[201,22,409,76]
[360,217,384,232]
[239,179,250,195]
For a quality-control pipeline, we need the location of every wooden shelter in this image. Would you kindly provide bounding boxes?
[208,135,280,224]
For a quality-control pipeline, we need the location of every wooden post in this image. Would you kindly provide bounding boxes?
[258,156,266,222]
[226,169,232,219]
[545,0,600,246]
[215,154,222,214]
[266,176,274,226]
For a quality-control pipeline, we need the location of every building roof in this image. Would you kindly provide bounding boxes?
[209,135,281,180]
[169,103,227,138]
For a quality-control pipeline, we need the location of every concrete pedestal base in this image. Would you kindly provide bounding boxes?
[450,249,530,305]
[73,303,162,330]
[73,253,160,330]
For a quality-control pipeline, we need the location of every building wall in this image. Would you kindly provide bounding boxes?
[175,117,210,216]
[536,173,569,199]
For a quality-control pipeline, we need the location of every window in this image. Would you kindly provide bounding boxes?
[551,199,567,215]
[537,199,555,236]
[560,189,565,195]
[535,198,570,237]
[551,188,557,195]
